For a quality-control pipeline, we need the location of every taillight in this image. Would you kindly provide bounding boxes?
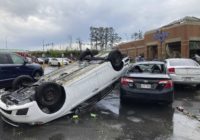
[168,68,175,74]
[120,77,134,86]
[159,80,173,89]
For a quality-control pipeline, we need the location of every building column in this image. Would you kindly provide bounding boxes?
[181,40,189,58]
[157,43,162,59]
[144,46,148,59]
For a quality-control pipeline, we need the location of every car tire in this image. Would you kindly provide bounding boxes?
[58,62,61,67]
[12,75,34,90]
[107,50,124,71]
[163,100,173,107]
[120,94,126,105]
[33,71,42,81]
[35,82,63,113]
[195,84,200,90]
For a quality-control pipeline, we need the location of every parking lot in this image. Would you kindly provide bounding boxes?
[0,66,199,140]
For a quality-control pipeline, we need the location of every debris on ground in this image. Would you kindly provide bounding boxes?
[176,106,184,112]
[72,115,79,119]
[176,106,200,122]
[90,113,97,118]
[101,111,110,115]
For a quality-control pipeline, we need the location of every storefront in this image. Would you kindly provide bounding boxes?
[118,16,200,60]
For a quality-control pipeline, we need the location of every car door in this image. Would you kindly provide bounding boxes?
[0,53,16,88]
[9,53,32,76]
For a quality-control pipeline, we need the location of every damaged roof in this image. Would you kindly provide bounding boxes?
[145,16,200,34]
[162,16,200,28]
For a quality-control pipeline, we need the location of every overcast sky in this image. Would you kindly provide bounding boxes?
[0,0,200,50]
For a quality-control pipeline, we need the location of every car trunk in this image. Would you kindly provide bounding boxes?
[123,73,171,91]
[174,66,200,75]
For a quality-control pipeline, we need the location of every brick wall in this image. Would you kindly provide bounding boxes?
[118,23,200,59]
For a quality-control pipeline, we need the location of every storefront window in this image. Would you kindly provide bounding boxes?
[189,41,200,57]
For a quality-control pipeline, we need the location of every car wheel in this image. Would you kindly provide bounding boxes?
[33,71,42,81]
[164,100,173,107]
[195,84,200,90]
[58,62,61,67]
[12,75,34,90]
[107,50,124,71]
[120,94,126,105]
[35,82,64,113]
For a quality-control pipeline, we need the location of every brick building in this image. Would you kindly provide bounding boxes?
[118,16,200,60]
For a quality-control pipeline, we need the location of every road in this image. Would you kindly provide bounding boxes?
[0,67,200,140]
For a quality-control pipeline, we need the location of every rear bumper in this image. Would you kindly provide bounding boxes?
[170,74,200,85]
[120,87,174,102]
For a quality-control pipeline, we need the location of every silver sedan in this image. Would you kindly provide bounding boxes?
[165,58,200,86]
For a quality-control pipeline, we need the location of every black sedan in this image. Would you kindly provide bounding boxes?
[120,61,174,104]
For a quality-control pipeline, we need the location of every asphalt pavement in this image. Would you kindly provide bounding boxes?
[0,66,200,140]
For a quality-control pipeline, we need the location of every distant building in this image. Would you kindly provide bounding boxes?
[117,16,200,60]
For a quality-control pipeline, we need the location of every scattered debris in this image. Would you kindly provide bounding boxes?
[176,106,200,122]
[127,116,143,123]
[72,115,79,119]
[16,131,23,136]
[101,111,110,115]
[90,113,97,118]
[176,106,184,112]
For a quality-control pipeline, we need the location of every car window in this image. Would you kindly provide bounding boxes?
[169,59,199,66]
[0,54,12,64]
[10,54,24,64]
[129,63,166,74]
[52,58,57,61]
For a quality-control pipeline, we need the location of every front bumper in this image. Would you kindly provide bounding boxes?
[120,87,174,102]
[0,100,48,125]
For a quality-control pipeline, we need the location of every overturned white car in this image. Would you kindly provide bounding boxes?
[0,50,129,126]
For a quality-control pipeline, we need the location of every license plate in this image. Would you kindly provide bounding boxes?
[183,77,192,81]
[140,84,151,89]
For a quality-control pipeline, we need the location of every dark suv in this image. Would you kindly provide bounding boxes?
[0,52,44,89]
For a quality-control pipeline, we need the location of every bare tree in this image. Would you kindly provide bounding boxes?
[131,30,143,40]
[90,26,121,50]
[77,38,82,52]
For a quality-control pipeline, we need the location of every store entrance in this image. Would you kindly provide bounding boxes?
[166,42,181,58]
[147,45,158,60]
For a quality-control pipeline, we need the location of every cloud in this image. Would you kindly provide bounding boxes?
[0,0,200,50]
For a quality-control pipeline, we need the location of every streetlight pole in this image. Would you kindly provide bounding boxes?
[42,40,44,52]
[5,37,7,49]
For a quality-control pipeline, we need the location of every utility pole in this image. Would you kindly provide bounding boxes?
[5,37,7,49]
[42,40,44,51]
[69,35,72,49]
[77,38,82,52]
[52,42,54,50]
[43,42,54,50]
